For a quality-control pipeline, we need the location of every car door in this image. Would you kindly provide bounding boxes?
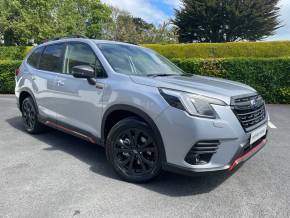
[53,42,106,138]
[32,43,66,120]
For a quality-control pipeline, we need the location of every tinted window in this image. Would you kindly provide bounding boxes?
[64,43,104,77]
[27,47,44,68]
[39,44,65,73]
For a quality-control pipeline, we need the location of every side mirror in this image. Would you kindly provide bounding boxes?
[72,65,95,79]
[72,65,96,85]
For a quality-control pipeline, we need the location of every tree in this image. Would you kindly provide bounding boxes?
[0,0,56,45]
[0,0,111,45]
[146,21,179,44]
[174,0,281,43]
[101,7,150,44]
[55,0,112,39]
[101,6,178,44]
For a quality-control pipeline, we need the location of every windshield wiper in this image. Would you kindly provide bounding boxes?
[181,73,194,77]
[146,74,176,78]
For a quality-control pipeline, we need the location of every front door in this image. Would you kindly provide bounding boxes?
[53,42,106,138]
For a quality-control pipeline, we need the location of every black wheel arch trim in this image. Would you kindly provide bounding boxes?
[19,88,39,113]
[101,104,167,164]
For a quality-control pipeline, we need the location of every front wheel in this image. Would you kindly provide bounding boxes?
[106,118,162,183]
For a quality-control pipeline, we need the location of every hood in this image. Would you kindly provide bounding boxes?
[130,75,257,105]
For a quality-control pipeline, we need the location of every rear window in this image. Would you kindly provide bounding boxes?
[27,47,44,68]
[39,44,65,73]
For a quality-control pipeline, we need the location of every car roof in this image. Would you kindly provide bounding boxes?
[36,38,140,48]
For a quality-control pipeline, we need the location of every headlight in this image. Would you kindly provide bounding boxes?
[159,88,227,119]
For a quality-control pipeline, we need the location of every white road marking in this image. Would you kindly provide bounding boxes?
[268,121,277,129]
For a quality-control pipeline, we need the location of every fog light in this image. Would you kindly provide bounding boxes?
[185,140,220,165]
[190,154,208,165]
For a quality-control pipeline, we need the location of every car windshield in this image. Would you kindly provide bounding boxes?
[97,43,184,76]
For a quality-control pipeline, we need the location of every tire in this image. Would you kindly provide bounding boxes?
[21,97,45,134]
[106,117,162,183]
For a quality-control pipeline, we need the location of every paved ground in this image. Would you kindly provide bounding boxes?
[0,95,289,218]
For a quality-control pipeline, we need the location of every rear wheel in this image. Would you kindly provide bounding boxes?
[106,118,162,183]
[21,97,45,134]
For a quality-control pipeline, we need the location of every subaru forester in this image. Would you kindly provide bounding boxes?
[15,36,268,182]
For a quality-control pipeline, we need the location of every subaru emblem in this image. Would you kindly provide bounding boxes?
[250,99,256,106]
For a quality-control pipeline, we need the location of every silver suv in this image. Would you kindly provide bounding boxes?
[15,37,269,182]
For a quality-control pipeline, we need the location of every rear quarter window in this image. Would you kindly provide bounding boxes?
[27,47,44,68]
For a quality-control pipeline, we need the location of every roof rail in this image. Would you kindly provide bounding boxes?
[44,34,88,43]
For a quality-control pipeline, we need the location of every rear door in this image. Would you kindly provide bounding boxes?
[53,42,106,138]
[30,43,66,120]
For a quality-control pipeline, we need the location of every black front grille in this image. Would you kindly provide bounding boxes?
[231,95,267,132]
[185,141,220,165]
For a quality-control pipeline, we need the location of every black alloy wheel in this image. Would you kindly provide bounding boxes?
[106,118,162,183]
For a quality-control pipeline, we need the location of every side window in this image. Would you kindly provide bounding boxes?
[64,43,105,77]
[27,47,44,68]
[39,44,65,73]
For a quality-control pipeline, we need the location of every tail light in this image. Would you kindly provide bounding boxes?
[15,68,20,76]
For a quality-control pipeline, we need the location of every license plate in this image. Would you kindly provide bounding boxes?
[250,125,267,145]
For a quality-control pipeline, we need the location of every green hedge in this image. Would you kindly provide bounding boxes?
[0,46,32,60]
[0,60,22,94]
[144,41,290,59]
[172,58,290,104]
[2,41,290,61]
[0,57,289,104]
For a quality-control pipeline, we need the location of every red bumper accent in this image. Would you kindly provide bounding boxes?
[229,138,267,171]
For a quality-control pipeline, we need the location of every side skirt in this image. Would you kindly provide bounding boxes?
[39,115,103,146]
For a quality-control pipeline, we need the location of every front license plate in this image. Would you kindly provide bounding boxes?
[250,125,267,145]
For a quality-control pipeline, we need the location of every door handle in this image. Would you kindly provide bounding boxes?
[57,80,64,86]
[95,82,104,90]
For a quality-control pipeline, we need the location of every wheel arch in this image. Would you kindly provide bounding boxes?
[101,104,167,164]
[19,88,38,113]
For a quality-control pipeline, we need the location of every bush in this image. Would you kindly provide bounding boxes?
[0,60,22,94]
[0,46,32,60]
[143,41,290,59]
[172,58,290,104]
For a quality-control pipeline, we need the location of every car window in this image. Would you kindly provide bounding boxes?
[98,44,133,75]
[39,44,65,73]
[64,43,105,77]
[27,47,44,68]
[97,43,183,76]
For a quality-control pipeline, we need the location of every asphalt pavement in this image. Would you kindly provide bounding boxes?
[0,95,289,218]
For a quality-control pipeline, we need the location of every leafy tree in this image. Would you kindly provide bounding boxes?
[55,0,112,39]
[132,18,154,34]
[101,7,149,44]
[146,21,179,44]
[174,0,281,42]
[0,0,56,45]
[101,7,178,44]
[0,0,111,45]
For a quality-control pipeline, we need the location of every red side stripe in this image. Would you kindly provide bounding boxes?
[45,121,96,144]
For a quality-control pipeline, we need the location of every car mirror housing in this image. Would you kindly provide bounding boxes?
[72,65,95,79]
[72,65,96,85]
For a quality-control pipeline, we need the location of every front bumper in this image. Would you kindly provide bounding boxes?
[229,137,267,171]
[155,105,268,174]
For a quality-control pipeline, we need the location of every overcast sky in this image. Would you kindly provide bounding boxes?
[101,0,290,41]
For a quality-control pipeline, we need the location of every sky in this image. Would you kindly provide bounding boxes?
[101,0,290,41]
